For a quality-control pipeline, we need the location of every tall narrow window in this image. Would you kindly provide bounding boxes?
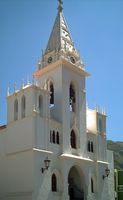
[21,95,26,118]
[51,174,57,192]
[91,142,94,153]
[39,95,43,116]
[53,130,55,143]
[87,141,94,153]
[70,130,76,149]
[88,141,90,152]
[69,84,76,112]
[56,131,59,144]
[14,99,18,121]
[50,82,54,106]
[91,178,94,193]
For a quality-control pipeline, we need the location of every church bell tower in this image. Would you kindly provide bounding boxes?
[0,1,114,200]
[33,0,89,155]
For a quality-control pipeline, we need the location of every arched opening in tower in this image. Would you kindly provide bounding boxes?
[69,84,76,112]
[50,82,54,106]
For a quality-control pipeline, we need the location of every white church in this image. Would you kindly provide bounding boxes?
[0,1,115,200]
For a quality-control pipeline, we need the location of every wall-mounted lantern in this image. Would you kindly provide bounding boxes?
[41,157,51,173]
[102,167,110,179]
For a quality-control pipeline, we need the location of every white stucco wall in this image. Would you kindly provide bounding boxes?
[0,61,114,200]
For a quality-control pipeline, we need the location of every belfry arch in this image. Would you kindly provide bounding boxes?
[68,166,85,200]
[69,83,76,112]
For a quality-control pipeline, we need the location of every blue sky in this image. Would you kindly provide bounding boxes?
[0,0,123,141]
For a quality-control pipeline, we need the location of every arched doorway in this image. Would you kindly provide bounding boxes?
[68,166,84,200]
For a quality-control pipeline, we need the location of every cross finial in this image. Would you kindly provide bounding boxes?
[58,0,63,12]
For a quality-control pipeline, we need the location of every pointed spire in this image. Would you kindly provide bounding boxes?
[35,0,84,70]
[58,0,63,13]
[45,1,73,54]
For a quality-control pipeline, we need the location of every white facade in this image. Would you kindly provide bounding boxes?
[0,1,115,200]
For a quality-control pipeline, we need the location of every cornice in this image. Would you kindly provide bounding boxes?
[33,58,90,78]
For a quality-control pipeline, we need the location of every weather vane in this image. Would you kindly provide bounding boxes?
[58,0,63,12]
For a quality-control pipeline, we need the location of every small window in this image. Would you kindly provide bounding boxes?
[70,130,76,149]
[21,95,26,118]
[91,178,94,193]
[56,131,59,144]
[51,174,57,192]
[14,99,18,121]
[50,130,60,144]
[53,130,55,143]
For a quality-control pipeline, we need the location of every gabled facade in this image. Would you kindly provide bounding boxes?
[0,1,114,200]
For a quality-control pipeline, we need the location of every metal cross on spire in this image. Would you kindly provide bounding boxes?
[58,0,63,12]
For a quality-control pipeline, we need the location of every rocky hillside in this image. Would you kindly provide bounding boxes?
[107,140,123,170]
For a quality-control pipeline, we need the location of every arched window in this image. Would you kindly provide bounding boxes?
[21,95,26,118]
[51,174,57,192]
[91,178,94,193]
[69,84,76,112]
[50,82,54,106]
[14,99,18,121]
[39,95,43,115]
[53,130,55,143]
[70,130,76,149]
[56,131,59,144]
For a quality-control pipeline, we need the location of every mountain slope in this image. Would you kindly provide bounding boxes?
[107,140,123,170]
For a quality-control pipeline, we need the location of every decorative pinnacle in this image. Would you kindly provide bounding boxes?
[58,0,63,12]
[7,87,10,96]
[21,79,24,89]
[14,82,16,92]
[27,75,30,85]
[95,104,99,112]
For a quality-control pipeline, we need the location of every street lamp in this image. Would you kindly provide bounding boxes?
[41,157,51,173]
[102,167,110,179]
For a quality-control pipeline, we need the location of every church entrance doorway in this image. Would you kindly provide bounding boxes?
[68,166,84,200]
